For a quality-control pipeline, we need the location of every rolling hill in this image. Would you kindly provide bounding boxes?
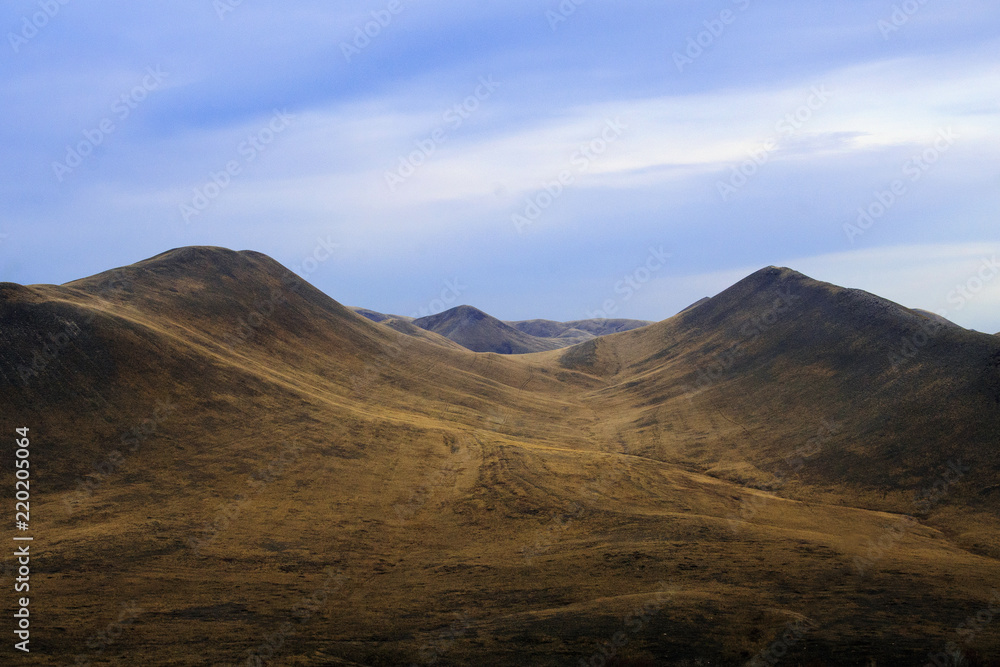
[560,266,1000,535]
[2,250,999,665]
[410,305,568,354]
[408,306,652,354]
[352,306,652,354]
[350,306,402,323]
[505,317,653,341]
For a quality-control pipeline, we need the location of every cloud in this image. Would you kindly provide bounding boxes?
[1,0,997,334]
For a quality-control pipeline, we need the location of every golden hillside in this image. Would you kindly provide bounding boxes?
[2,248,999,665]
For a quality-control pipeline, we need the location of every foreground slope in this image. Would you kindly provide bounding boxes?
[1,252,999,665]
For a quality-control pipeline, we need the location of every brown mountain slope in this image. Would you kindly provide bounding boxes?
[379,315,468,350]
[910,308,962,329]
[349,306,400,323]
[410,307,653,354]
[506,317,653,340]
[561,266,1000,549]
[1,252,999,665]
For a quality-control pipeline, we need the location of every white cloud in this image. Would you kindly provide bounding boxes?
[240,47,1000,214]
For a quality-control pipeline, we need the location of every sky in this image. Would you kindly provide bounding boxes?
[1,0,998,331]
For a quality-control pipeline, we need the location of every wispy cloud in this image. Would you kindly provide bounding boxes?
[0,2,997,332]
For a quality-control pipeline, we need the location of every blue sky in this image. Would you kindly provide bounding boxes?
[2,0,998,331]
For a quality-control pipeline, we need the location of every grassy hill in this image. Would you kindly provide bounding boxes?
[411,305,568,354]
[405,306,653,354]
[2,251,999,665]
[506,317,653,345]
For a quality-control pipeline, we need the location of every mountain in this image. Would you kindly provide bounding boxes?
[562,266,1000,514]
[2,251,1000,665]
[910,308,962,328]
[411,304,568,354]
[378,315,467,350]
[506,317,652,341]
[350,306,399,323]
[408,307,652,354]
[679,296,711,313]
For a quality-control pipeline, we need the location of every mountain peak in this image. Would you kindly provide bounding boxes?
[133,245,285,276]
[740,265,811,289]
[64,246,287,293]
[413,305,563,354]
[449,304,489,320]
[141,245,242,263]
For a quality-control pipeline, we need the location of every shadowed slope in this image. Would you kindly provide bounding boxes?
[2,253,999,665]
[564,266,1000,549]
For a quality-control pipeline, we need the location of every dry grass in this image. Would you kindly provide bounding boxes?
[1,249,998,665]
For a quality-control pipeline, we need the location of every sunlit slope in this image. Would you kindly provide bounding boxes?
[0,252,998,665]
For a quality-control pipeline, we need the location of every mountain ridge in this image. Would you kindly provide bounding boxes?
[3,247,1000,665]
[353,305,654,354]
[411,304,567,354]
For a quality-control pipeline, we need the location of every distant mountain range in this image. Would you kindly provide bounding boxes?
[352,304,653,354]
[2,246,999,665]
